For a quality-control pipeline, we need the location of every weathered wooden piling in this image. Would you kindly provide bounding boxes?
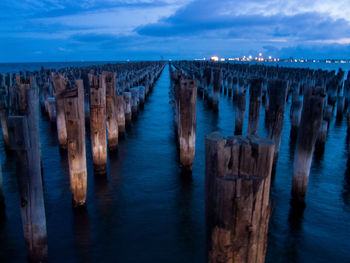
[291,83,300,106]
[266,79,288,167]
[52,73,68,149]
[102,72,118,151]
[175,78,197,170]
[226,75,233,97]
[323,105,333,123]
[290,100,302,139]
[123,91,132,124]
[327,78,339,107]
[0,101,9,148]
[232,77,240,101]
[344,79,350,109]
[0,151,4,213]
[138,86,146,108]
[130,88,139,118]
[292,86,325,203]
[248,78,263,135]
[205,132,274,263]
[61,80,87,207]
[116,95,126,134]
[316,120,328,149]
[203,68,212,103]
[45,97,56,122]
[212,70,221,112]
[89,74,107,174]
[234,90,246,135]
[7,80,48,262]
[337,96,345,119]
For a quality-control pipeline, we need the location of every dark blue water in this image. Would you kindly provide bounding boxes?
[0,63,350,262]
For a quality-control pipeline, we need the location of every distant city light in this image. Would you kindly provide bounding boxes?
[194,56,348,64]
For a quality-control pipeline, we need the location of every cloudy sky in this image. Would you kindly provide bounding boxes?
[1,0,350,62]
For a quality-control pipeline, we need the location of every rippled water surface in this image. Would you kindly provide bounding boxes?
[0,62,350,262]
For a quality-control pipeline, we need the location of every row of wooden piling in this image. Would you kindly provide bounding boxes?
[173,60,348,262]
[173,60,347,200]
[0,61,165,262]
[0,59,348,262]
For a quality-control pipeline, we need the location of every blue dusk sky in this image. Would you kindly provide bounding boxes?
[1,0,350,62]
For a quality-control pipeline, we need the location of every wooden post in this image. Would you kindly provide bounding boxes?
[337,96,345,119]
[175,78,197,170]
[0,79,9,149]
[130,88,139,118]
[266,79,288,167]
[327,79,338,107]
[116,95,126,135]
[290,100,302,139]
[292,86,325,203]
[234,90,246,135]
[212,70,221,112]
[291,83,300,107]
[102,72,118,151]
[123,91,132,124]
[52,73,68,149]
[232,77,238,100]
[323,105,333,123]
[44,97,56,122]
[316,120,328,150]
[82,73,90,124]
[0,103,9,148]
[0,151,4,214]
[61,80,87,207]
[248,78,262,135]
[227,75,233,98]
[344,79,350,109]
[223,76,228,95]
[89,74,107,174]
[7,81,48,262]
[205,133,274,263]
[138,86,146,108]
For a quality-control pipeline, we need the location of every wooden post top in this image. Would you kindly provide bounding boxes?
[206,132,275,179]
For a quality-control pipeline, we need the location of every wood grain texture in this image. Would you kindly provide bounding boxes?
[63,80,87,207]
[205,133,274,263]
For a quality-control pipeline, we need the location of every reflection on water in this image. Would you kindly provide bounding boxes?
[73,207,92,263]
[0,63,349,262]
